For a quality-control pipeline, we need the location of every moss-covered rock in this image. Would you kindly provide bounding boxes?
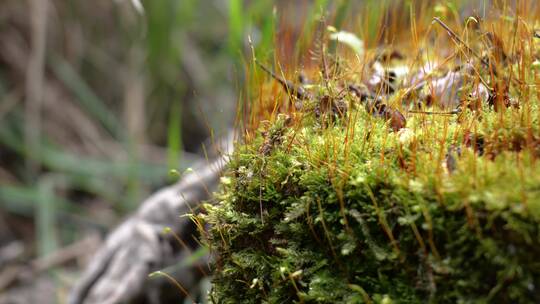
[201,15,540,304]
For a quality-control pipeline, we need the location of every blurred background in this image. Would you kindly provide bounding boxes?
[0,0,504,302]
[0,0,336,300]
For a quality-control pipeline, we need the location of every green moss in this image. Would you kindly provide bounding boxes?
[203,96,540,302]
[201,19,540,304]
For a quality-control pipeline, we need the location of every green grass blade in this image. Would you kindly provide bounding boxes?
[37,176,59,257]
[228,0,244,56]
[167,101,182,174]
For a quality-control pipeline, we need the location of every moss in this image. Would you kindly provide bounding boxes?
[201,13,540,304]
[203,100,540,302]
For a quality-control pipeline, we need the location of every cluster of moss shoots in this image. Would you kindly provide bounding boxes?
[200,9,540,304]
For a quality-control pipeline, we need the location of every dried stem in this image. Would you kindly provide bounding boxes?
[25,0,48,176]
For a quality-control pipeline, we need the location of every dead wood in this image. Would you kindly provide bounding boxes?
[68,133,234,304]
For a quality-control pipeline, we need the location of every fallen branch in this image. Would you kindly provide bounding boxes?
[68,132,234,304]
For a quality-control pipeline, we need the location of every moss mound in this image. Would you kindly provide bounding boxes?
[202,13,540,304]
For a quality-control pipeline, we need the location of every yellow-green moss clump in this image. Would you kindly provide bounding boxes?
[202,19,540,304]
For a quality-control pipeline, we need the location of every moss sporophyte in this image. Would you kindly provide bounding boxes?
[200,12,540,304]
